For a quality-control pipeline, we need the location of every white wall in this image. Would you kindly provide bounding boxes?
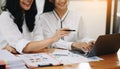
[118,1,120,13]
[68,1,107,39]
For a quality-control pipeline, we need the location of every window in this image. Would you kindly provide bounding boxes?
[112,0,120,33]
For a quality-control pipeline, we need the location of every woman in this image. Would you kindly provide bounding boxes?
[0,0,70,53]
[35,0,95,52]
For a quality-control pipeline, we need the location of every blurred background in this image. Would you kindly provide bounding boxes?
[0,0,120,39]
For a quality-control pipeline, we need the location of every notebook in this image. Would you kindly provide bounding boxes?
[71,34,120,57]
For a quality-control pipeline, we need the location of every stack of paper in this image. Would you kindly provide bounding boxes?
[0,50,27,69]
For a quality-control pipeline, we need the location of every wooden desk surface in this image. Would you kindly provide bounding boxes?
[32,49,120,69]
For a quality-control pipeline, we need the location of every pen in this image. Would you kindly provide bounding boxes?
[64,30,76,32]
[38,63,53,67]
[38,63,63,67]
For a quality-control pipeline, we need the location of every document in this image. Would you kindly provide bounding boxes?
[51,49,88,65]
[18,53,62,68]
[51,49,103,65]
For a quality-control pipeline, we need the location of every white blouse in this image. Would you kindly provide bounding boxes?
[35,10,93,50]
[0,10,44,54]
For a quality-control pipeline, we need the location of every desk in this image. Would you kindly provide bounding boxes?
[32,49,120,69]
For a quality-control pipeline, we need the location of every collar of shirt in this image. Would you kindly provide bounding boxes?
[53,10,69,22]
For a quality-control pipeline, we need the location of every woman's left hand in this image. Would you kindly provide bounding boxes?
[2,45,18,54]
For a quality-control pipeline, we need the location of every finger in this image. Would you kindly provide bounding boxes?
[8,49,13,53]
[81,47,88,53]
[87,46,92,52]
[8,49,17,54]
[89,41,95,45]
[60,34,68,37]
[5,46,17,53]
[60,32,70,36]
[61,28,70,31]
[82,45,91,52]
[85,44,92,52]
[11,50,18,54]
[84,42,92,51]
[57,30,69,35]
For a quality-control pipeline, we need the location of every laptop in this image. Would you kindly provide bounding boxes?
[70,34,120,57]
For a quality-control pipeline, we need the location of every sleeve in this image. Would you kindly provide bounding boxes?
[33,15,44,41]
[0,38,7,49]
[77,16,94,43]
[0,12,30,53]
[51,39,73,50]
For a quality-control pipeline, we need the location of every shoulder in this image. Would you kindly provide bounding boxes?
[0,11,9,18]
[0,11,15,26]
[36,11,53,20]
[41,11,53,18]
[35,11,53,24]
[0,11,14,20]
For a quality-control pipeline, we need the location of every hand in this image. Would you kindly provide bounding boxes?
[2,45,18,54]
[52,28,70,41]
[72,42,92,52]
[88,41,95,47]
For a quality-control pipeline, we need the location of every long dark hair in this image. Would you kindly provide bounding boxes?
[43,0,54,13]
[6,0,37,33]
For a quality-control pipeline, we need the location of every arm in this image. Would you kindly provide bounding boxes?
[71,16,95,52]
[23,35,59,53]
[24,28,70,53]
[0,12,29,53]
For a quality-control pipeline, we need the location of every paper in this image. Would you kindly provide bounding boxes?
[51,49,88,65]
[0,50,27,69]
[18,53,62,68]
[52,49,71,56]
[87,56,103,61]
[51,49,103,65]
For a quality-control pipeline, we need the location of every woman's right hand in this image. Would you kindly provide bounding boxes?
[71,42,92,52]
[52,28,70,42]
